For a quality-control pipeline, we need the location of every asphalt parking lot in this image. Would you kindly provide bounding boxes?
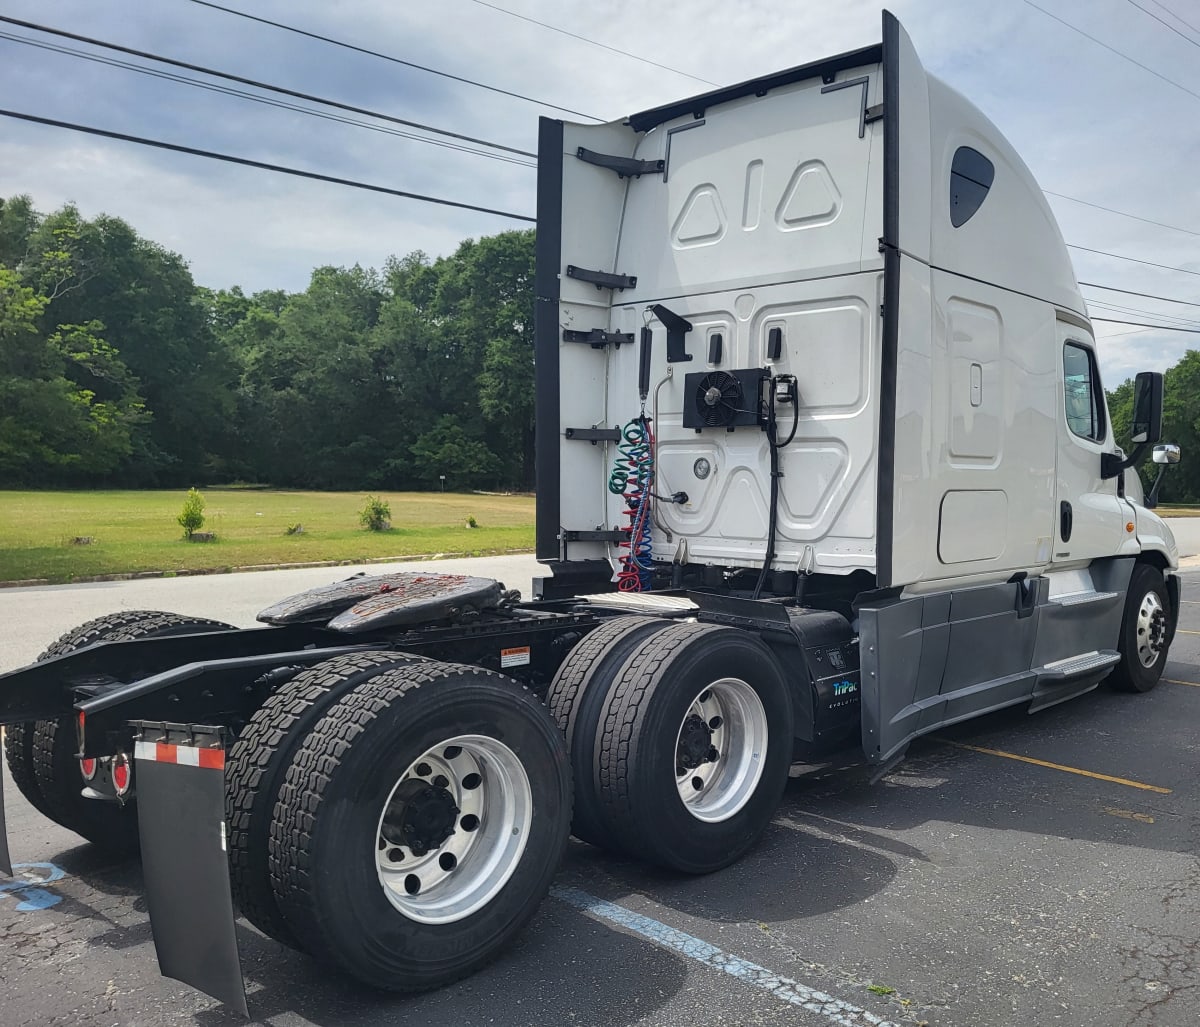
[1,557,1198,1027]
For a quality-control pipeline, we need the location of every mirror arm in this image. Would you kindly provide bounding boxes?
[1146,466,1168,509]
[1101,442,1149,480]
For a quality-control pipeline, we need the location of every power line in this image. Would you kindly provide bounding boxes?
[1079,281,1200,306]
[1090,317,1200,333]
[0,108,535,222]
[1045,189,1200,238]
[185,0,601,121]
[463,0,717,86]
[1086,298,1200,328]
[1068,244,1200,278]
[1145,0,1200,37]
[1022,0,1200,103]
[0,31,536,168]
[0,15,536,158]
[1123,0,1200,48]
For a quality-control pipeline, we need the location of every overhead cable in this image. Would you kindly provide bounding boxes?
[1067,244,1200,278]
[0,108,536,222]
[1045,189,1200,238]
[0,14,537,158]
[463,0,718,86]
[184,0,601,121]
[0,31,535,167]
[1022,0,1200,103]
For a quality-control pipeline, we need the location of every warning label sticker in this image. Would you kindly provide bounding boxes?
[500,646,531,668]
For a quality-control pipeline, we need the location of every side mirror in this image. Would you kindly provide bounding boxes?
[1146,443,1181,508]
[1103,370,1165,478]
[1131,371,1163,445]
[1152,443,1180,465]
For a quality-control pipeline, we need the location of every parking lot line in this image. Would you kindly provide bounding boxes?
[1173,629,1200,635]
[939,740,1172,793]
[552,886,897,1027]
[1165,678,1200,688]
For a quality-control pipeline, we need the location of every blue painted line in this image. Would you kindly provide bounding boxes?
[552,886,896,1027]
[0,862,67,912]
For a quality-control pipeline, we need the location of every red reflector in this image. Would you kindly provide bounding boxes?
[112,756,131,795]
[80,757,97,782]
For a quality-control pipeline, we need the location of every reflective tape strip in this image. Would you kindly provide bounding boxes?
[134,740,225,770]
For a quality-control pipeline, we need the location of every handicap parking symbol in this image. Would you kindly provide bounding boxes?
[0,862,67,911]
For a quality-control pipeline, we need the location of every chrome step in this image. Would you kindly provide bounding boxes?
[1047,590,1119,607]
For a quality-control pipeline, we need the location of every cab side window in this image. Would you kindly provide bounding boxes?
[1063,342,1105,442]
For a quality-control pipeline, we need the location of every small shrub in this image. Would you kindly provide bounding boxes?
[284,522,304,535]
[178,488,206,539]
[466,515,478,529]
[359,495,391,532]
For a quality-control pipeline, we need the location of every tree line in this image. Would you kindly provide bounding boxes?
[1,193,1197,501]
[0,194,534,491]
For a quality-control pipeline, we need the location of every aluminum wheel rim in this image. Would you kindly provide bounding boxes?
[674,678,768,823]
[375,734,532,925]
[1135,591,1167,668]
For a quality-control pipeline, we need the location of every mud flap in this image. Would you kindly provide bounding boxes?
[133,723,247,1017]
[0,759,11,877]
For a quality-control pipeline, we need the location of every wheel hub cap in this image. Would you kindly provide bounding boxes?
[382,780,460,856]
[1135,591,1167,668]
[676,714,713,770]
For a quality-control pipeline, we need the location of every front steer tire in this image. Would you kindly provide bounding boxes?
[1110,562,1172,693]
[5,610,236,854]
[268,662,572,991]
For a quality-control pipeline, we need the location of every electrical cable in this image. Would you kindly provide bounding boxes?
[1067,244,1200,278]
[184,0,601,121]
[1045,189,1200,238]
[0,30,536,167]
[1079,282,1200,306]
[1144,0,1200,36]
[0,15,537,158]
[1085,298,1200,328]
[1022,0,1200,103]
[0,108,536,222]
[1122,0,1200,48]
[463,0,718,86]
[1090,317,1200,333]
[609,418,655,592]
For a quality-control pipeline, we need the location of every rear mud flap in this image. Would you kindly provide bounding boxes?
[0,759,12,877]
[134,723,248,1017]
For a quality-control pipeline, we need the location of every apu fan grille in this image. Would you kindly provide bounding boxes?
[694,371,744,427]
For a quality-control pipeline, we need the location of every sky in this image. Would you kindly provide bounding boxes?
[0,0,1197,385]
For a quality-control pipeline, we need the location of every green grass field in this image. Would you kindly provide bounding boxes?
[0,490,534,583]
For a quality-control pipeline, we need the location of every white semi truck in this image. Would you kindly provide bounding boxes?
[0,11,1181,1014]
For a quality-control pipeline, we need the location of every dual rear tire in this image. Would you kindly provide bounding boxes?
[548,619,793,874]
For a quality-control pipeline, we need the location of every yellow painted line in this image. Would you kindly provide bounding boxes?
[1175,629,1200,635]
[1102,806,1155,824]
[940,740,1172,794]
[1165,678,1200,688]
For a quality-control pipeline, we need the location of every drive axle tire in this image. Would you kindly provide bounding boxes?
[1111,562,1171,693]
[546,615,673,850]
[3,610,235,854]
[226,650,427,948]
[593,622,793,874]
[268,662,571,992]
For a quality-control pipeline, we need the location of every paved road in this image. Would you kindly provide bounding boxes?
[1,559,1198,1026]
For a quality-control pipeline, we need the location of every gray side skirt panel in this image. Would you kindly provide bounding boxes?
[859,558,1135,763]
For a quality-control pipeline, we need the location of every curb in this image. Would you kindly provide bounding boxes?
[0,549,536,589]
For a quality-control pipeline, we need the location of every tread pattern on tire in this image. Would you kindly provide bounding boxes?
[267,661,557,987]
[6,610,234,848]
[546,615,672,849]
[225,650,425,947]
[594,621,729,845]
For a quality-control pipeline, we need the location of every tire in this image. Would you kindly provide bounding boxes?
[226,650,427,947]
[1110,562,1171,693]
[546,615,673,850]
[268,662,571,992]
[3,610,235,853]
[593,622,793,874]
